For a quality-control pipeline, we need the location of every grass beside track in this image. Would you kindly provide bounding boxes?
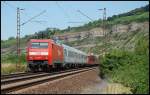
[1,63,27,74]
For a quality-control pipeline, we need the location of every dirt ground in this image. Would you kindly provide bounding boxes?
[9,67,132,94]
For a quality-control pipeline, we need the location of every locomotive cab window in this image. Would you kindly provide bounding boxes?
[31,42,48,48]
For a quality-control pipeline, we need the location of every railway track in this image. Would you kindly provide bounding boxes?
[1,66,97,94]
[1,72,38,79]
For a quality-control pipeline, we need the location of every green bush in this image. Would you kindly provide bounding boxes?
[1,39,16,48]
[99,34,149,94]
[1,63,27,74]
[2,53,26,64]
[135,33,149,55]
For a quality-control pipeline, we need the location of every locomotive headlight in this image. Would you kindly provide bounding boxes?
[29,52,48,55]
[41,52,48,55]
[29,52,37,55]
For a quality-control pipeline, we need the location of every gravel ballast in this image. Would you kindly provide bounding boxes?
[10,67,101,94]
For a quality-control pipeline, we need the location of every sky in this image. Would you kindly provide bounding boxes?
[1,1,149,40]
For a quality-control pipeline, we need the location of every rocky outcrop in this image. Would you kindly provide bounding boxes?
[53,21,149,42]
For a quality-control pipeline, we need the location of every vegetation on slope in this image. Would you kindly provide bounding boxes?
[99,33,149,94]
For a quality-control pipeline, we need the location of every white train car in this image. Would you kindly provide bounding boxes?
[62,44,87,66]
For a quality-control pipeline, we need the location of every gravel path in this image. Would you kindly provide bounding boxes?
[81,79,108,94]
[10,67,102,94]
[81,81,132,94]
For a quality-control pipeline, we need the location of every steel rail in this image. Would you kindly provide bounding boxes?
[1,67,97,94]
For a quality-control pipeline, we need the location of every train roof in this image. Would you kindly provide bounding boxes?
[30,39,58,45]
[54,40,87,56]
[62,44,87,56]
[30,39,53,42]
[29,39,87,56]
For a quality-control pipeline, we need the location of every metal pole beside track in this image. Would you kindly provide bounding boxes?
[16,7,20,71]
[98,8,106,57]
[16,7,24,71]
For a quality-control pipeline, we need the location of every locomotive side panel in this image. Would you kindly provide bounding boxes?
[52,43,64,64]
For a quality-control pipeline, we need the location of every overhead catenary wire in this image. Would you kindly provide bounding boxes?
[21,10,47,27]
[3,1,17,10]
[3,1,47,27]
[55,1,71,20]
[77,10,94,22]
[31,20,47,26]
[76,9,94,54]
[21,10,46,26]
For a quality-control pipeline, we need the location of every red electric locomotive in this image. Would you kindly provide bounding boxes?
[26,39,64,72]
[26,39,99,72]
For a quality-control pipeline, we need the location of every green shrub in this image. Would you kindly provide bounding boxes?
[2,53,26,64]
[99,33,149,94]
[1,63,27,74]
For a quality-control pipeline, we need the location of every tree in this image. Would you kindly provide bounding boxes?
[46,28,56,39]
[8,37,15,40]
[67,26,71,31]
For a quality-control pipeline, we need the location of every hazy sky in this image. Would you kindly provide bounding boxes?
[1,1,149,40]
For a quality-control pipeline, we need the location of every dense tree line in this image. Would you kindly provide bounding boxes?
[107,4,149,21]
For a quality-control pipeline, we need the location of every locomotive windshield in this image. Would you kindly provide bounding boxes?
[31,42,48,48]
